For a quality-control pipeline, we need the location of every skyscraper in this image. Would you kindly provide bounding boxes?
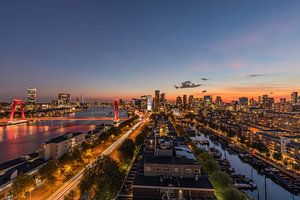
[176,96,182,106]
[58,93,71,107]
[291,92,298,104]
[188,95,194,106]
[155,90,160,109]
[27,87,37,104]
[147,95,153,111]
[141,95,148,111]
[204,95,212,105]
[160,93,166,104]
[183,94,187,108]
[215,96,222,106]
[238,97,249,107]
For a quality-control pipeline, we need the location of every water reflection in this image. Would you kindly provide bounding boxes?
[195,133,300,200]
[0,107,126,163]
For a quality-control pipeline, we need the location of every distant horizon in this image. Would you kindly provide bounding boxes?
[0,90,298,104]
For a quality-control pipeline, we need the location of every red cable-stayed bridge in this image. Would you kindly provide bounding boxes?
[26,116,129,121]
[1,99,126,125]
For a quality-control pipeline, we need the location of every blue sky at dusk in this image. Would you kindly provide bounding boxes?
[1,1,300,102]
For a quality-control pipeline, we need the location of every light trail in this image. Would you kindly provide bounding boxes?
[46,120,143,200]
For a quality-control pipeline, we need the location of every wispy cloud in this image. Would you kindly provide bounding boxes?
[247,74,267,78]
[201,78,209,81]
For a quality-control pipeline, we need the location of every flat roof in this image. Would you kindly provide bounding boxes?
[145,155,199,165]
[45,132,84,144]
[133,174,214,190]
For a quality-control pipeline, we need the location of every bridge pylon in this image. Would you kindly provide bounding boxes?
[114,99,119,122]
[10,99,25,120]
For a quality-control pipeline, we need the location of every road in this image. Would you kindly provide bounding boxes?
[46,120,144,200]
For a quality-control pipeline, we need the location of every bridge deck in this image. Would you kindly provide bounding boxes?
[0,117,129,123]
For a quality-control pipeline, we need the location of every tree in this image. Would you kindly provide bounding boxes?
[10,173,35,199]
[273,152,282,161]
[210,171,231,190]
[252,142,269,154]
[64,190,76,200]
[108,127,121,136]
[81,141,91,153]
[80,156,124,199]
[71,148,83,163]
[118,139,135,162]
[59,152,73,166]
[39,160,59,188]
[222,187,247,200]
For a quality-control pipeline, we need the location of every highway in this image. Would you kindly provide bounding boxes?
[46,120,144,200]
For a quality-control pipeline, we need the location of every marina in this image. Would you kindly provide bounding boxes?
[192,132,300,200]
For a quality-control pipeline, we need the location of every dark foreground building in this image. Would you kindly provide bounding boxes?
[132,135,215,200]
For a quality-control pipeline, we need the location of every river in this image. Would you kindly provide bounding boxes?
[0,106,128,163]
[193,133,300,200]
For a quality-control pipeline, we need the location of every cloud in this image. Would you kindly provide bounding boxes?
[247,74,267,78]
[201,78,209,81]
[174,81,201,89]
[202,90,207,93]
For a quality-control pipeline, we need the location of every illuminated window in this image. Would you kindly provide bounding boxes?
[145,167,151,172]
[174,168,179,173]
[186,168,191,173]
[156,167,162,172]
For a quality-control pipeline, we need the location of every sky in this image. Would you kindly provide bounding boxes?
[0,0,300,102]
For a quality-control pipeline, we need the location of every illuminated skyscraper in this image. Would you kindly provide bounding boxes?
[160,93,166,104]
[204,95,212,105]
[58,93,71,107]
[291,92,298,104]
[280,98,287,105]
[141,95,148,111]
[176,96,182,106]
[188,95,194,106]
[183,94,187,108]
[27,87,37,104]
[215,96,222,106]
[147,95,153,111]
[238,97,249,107]
[155,90,160,109]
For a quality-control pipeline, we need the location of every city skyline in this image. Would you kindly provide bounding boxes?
[1,1,300,101]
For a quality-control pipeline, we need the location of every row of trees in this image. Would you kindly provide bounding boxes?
[80,156,124,199]
[191,144,248,200]
[118,125,151,163]
[80,124,151,199]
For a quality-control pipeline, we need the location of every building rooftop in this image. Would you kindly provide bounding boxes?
[145,154,199,165]
[45,132,84,144]
[133,174,213,190]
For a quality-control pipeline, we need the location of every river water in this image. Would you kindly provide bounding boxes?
[0,106,127,163]
[193,133,300,200]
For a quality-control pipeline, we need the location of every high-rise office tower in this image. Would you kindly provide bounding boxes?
[204,95,212,105]
[141,95,148,111]
[183,94,187,108]
[160,93,166,104]
[188,95,194,106]
[58,93,71,107]
[27,87,37,104]
[215,96,222,106]
[238,97,249,107]
[147,95,153,111]
[280,98,287,105]
[291,92,298,104]
[176,96,182,106]
[155,90,160,109]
